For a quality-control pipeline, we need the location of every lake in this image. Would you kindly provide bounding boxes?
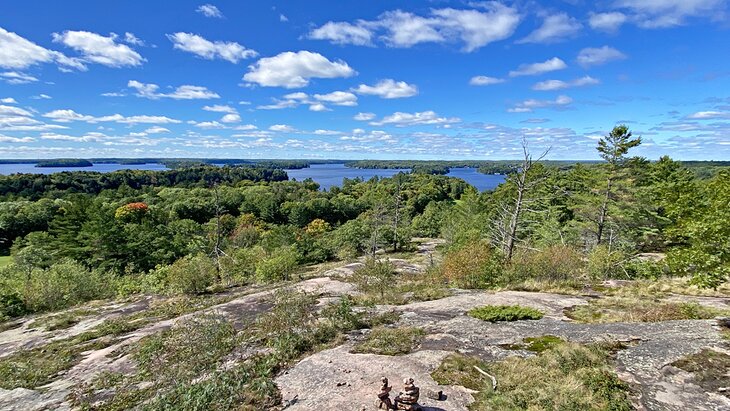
[286,163,505,191]
[0,162,505,191]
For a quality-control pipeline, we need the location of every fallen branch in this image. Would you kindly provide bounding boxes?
[473,365,498,391]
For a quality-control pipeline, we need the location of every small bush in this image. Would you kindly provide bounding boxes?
[567,298,729,323]
[165,254,216,295]
[442,239,503,288]
[469,304,544,322]
[351,326,424,356]
[587,245,629,280]
[508,245,585,283]
[351,258,395,299]
[255,246,299,282]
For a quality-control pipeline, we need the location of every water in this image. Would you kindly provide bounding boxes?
[286,163,505,191]
[0,162,506,191]
[0,163,168,175]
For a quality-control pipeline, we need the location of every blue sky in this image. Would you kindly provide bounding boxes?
[1,0,729,160]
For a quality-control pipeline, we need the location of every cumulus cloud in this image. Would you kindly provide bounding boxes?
[370,110,461,127]
[353,79,418,98]
[0,97,17,104]
[354,112,376,121]
[0,71,39,84]
[128,80,219,100]
[203,104,236,113]
[167,33,257,63]
[589,12,628,32]
[221,113,241,123]
[269,124,296,132]
[508,95,573,113]
[307,3,520,52]
[577,46,627,67]
[197,4,223,18]
[0,27,84,71]
[144,126,169,134]
[469,76,505,86]
[123,32,145,46]
[43,109,182,124]
[509,57,567,77]
[313,91,358,106]
[532,76,599,91]
[308,21,373,46]
[52,30,144,67]
[517,13,582,44]
[0,104,68,132]
[243,51,355,88]
[0,134,34,143]
[30,94,52,99]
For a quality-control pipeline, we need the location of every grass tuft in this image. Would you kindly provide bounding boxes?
[351,326,425,356]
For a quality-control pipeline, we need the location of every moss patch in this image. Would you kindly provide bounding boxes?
[503,335,565,353]
[469,304,544,322]
[673,349,730,398]
[351,326,425,356]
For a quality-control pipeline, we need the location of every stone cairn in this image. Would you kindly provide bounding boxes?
[376,377,422,410]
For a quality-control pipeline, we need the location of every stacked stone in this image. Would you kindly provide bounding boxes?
[394,378,421,411]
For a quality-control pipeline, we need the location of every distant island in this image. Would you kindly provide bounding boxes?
[35,159,94,168]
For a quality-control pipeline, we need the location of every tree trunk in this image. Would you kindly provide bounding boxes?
[597,176,612,245]
[505,172,526,262]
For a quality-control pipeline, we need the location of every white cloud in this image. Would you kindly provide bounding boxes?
[243,51,356,88]
[509,57,567,77]
[269,124,296,132]
[221,113,241,123]
[0,97,17,104]
[308,22,374,46]
[280,14,289,22]
[0,71,39,84]
[370,110,461,127]
[309,103,329,112]
[194,121,226,129]
[0,134,34,143]
[145,126,170,134]
[128,80,219,100]
[615,0,726,28]
[0,27,84,71]
[508,95,573,113]
[517,13,582,44]
[577,46,627,67]
[354,112,376,121]
[588,12,628,32]
[203,104,237,113]
[469,76,505,86]
[0,104,33,117]
[123,32,145,46]
[30,93,52,99]
[532,76,599,91]
[313,91,358,106]
[167,33,257,63]
[52,30,144,67]
[686,111,730,119]
[307,4,520,52]
[353,79,418,99]
[43,109,182,124]
[197,4,223,18]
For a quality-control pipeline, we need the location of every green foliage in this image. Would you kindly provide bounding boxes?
[468,304,544,322]
[442,239,504,288]
[351,258,395,299]
[164,254,216,295]
[587,245,630,280]
[479,342,632,411]
[351,326,425,355]
[508,245,585,283]
[255,246,299,282]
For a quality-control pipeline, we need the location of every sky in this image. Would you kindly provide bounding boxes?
[1,0,729,161]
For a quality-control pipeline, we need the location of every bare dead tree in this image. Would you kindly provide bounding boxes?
[500,136,551,262]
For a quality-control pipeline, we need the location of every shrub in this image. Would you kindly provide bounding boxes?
[587,245,629,280]
[22,259,113,312]
[165,254,216,295]
[442,239,503,288]
[508,245,585,283]
[255,246,299,282]
[469,304,544,322]
[351,258,395,299]
[220,246,265,285]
